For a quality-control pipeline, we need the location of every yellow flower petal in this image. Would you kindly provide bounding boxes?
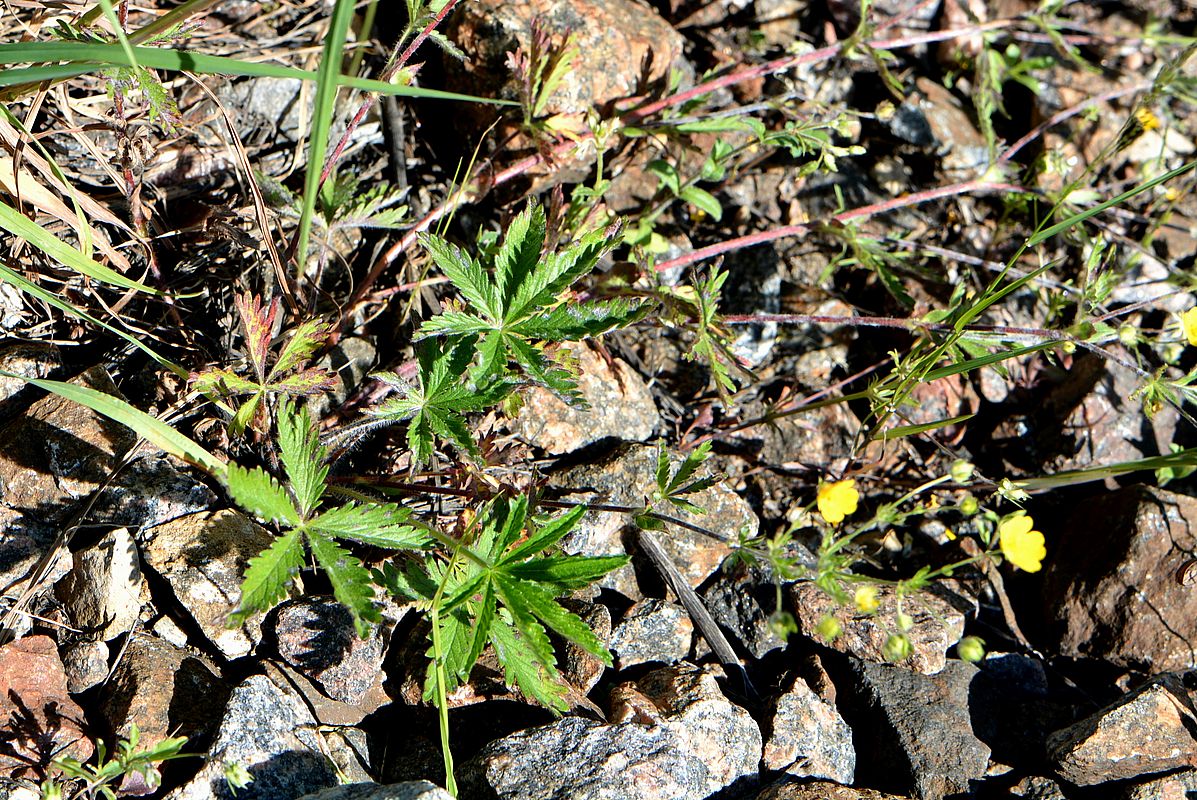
[817,479,859,525]
[1183,308,1197,347]
[998,513,1046,573]
[854,585,880,614]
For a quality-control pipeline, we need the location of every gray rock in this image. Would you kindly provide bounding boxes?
[1048,674,1197,785]
[552,444,758,598]
[59,638,109,694]
[763,675,855,784]
[1006,775,1068,799]
[847,659,990,800]
[753,779,907,799]
[463,663,760,800]
[790,581,969,675]
[444,0,691,180]
[1053,352,1178,474]
[1043,486,1197,672]
[295,783,453,800]
[913,77,990,177]
[164,672,361,800]
[0,342,60,412]
[510,345,658,455]
[56,527,141,641]
[970,653,1069,769]
[90,456,216,529]
[701,561,786,660]
[101,634,227,747]
[0,282,26,330]
[217,78,308,142]
[610,599,692,670]
[1122,768,1197,799]
[141,510,274,658]
[271,597,387,706]
[0,504,61,610]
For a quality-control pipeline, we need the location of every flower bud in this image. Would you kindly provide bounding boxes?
[815,614,842,643]
[883,633,913,662]
[949,459,975,483]
[957,636,986,663]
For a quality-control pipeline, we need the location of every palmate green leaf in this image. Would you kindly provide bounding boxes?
[419,234,499,321]
[229,529,304,626]
[493,575,557,672]
[488,612,569,711]
[497,574,611,660]
[416,311,494,339]
[506,336,580,402]
[310,502,427,549]
[494,202,547,310]
[514,299,647,340]
[234,293,278,381]
[270,368,339,396]
[504,504,586,563]
[508,225,617,322]
[226,463,299,526]
[230,393,263,438]
[272,319,335,379]
[278,400,328,516]
[663,441,712,494]
[370,338,513,466]
[505,554,630,590]
[307,529,379,637]
[190,368,261,396]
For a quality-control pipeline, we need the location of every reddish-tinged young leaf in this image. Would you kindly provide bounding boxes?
[271,367,339,395]
[235,294,279,383]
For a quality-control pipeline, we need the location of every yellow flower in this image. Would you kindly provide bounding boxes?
[854,585,880,614]
[817,479,859,525]
[998,513,1046,573]
[1183,307,1197,346]
[1135,106,1161,132]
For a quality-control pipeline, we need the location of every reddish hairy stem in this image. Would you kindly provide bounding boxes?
[722,313,1068,341]
[653,180,1027,273]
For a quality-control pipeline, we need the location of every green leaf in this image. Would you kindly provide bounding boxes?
[306,529,379,637]
[871,414,976,441]
[277,400,327,516]
[294,0,355,270]
[506,554,630,589]
[499,574,611,660]
[309,502,427,549]
[679,185,723,221]
[420,234,499,321]
[488,613,569,712]
[0,200,158,294]
[1026,160,1197,247]
[504,504,587,563]
[230,529,304,625]
[271,318,333,379]
[494,202,546,311]
[226,463,299,526]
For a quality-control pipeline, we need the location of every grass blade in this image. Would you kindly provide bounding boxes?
[0,262,179,372]
[0,201,157,293]
[293,0,357,273]
[0,41,513,105]
[9,375,224,475]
